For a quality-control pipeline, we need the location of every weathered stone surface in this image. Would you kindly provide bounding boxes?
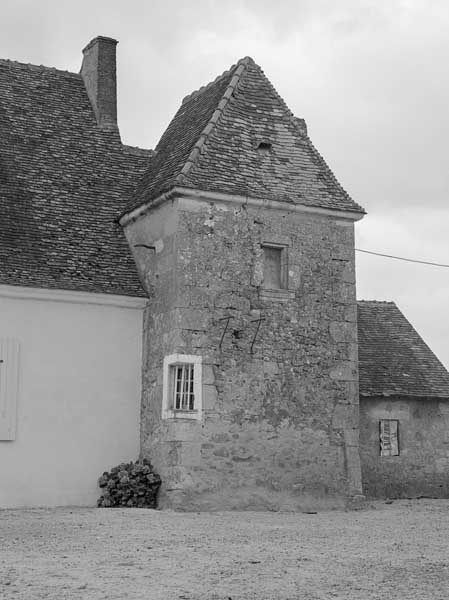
[329,363,358,381]
[329,321,357,343]
[332,404,359,429]
[127,197,362,510]
[203,385,219,411]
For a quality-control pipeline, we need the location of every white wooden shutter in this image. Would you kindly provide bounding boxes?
[0,339,20,440]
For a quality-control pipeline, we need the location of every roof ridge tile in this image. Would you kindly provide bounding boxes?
[181,56,253,105]
[181,66,235,105]
[175,58,250,185]
[0,58,79,77]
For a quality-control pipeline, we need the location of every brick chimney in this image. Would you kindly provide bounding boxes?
[80,36,118,132]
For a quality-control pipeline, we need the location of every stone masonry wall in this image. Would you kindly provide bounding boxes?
[360,396,449,498]
[125,196,362,511]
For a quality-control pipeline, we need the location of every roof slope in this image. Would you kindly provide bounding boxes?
[357,301,449,398]
[127,57,364,216]
[0,59,150,296]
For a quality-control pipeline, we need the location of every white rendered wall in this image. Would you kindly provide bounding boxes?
[0,288,144,508]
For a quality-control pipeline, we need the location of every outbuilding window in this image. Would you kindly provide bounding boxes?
[379,419,399,457]
[162,354,202,420]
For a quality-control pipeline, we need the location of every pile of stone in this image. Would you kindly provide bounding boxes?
[97,458,161,508]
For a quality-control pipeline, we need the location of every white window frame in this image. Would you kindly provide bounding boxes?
[162,354,202,420]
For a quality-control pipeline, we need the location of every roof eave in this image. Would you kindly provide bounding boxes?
[360,392,449,400]
[119,186,366,227]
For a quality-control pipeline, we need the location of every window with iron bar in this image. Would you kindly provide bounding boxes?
[172,363,195,410]
[162,354,202,420]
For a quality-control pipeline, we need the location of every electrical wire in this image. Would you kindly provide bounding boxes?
[355,248,449,268]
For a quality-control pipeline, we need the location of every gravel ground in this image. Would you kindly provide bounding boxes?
[1,499,448,599]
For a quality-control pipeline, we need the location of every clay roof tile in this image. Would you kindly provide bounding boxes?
[124,57,365,217]
[357,300,449,398]
[0,58,150,296]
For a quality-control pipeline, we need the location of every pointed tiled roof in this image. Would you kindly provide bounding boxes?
[357,301,449,398]
[0,59,150,296]
[126,57,365,217]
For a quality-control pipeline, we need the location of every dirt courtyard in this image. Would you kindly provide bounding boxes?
[1,499,448,599]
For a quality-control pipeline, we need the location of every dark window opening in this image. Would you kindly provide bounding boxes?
[262,244,287,289]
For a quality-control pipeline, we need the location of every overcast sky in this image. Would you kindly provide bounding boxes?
[2,0,448,367]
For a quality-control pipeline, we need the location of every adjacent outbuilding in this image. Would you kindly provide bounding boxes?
[358,301,449,499]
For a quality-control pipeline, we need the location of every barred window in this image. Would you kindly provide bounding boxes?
[162,354,202,420]
[172,364,195,410]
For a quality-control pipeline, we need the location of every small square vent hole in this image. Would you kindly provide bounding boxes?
[257,141,272,154]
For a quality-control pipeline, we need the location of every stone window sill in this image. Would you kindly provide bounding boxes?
[259,288,295,302]
[164,409,200,421]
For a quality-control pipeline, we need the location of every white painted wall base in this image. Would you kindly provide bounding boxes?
[0,287,144,508]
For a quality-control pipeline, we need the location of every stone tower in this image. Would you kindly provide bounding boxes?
[120,57,365,510]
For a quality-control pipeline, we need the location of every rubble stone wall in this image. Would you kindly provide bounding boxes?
[125,196,362,510]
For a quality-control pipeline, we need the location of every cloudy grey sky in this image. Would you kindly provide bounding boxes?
[2,0,448,367]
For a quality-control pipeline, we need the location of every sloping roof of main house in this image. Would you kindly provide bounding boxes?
[124,56,365,217]
[0,59,149,297]
[357,301,449,399]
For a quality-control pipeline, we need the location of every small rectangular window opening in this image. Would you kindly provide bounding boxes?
[380,419,399,457]
[173,364,195,410]
[162,354,202,420]
[262,244,287,289]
